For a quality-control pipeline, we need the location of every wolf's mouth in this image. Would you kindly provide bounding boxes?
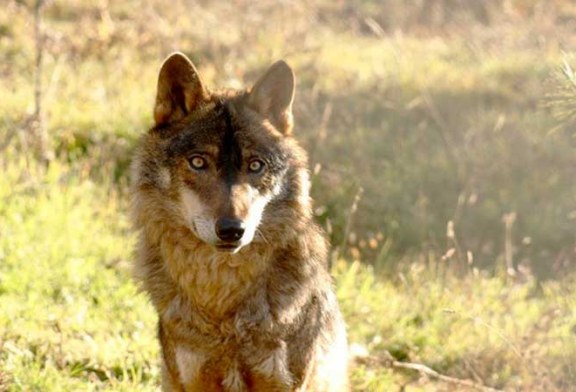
[215,242,242,253]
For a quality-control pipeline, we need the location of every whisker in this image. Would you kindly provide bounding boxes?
[255,228,270,245]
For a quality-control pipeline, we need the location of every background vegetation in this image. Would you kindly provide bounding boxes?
[1,0,575,390]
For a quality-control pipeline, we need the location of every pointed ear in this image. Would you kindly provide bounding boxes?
[248,60,295,134]
[154,52,208,126]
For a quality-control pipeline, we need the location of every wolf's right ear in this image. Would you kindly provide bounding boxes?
[154,52,208,126]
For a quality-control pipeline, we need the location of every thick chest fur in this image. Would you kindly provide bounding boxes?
[138,231,317,387]
[154,251,323,392]
[159,284,345,392]
[162,314,297,392]
[156,281,349,392]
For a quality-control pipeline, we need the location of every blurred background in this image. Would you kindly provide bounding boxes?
[1,0,575,391]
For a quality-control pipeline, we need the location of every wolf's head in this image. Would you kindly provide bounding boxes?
[133,53,311,254]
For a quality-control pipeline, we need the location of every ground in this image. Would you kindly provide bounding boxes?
[1,1,575,391]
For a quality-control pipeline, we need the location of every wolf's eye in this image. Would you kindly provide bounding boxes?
[248,160,265,174]
[188,156,207,170]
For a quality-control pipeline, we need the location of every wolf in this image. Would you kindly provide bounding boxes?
[131,52,348,392]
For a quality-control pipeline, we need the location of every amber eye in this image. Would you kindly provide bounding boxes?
[248,159,265,173]
[188,156,207,170]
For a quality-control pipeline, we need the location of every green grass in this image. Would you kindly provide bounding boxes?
[0,155,574,390]
[2,0,576,390]
[0,156,158,391]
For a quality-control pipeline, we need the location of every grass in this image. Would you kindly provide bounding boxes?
[0,157,157,391]
[1,154,574,391]
[1,0,576,390]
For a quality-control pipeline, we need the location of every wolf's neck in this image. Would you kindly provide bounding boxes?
[158,226,273,318]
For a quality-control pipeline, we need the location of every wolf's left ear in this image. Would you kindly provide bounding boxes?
[248,60,295,134]
[154,52,208,126]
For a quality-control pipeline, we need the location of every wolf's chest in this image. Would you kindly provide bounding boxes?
[159,239,272,315]
[174,342,293,391]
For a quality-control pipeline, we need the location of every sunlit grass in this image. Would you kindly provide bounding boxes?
[0,155,574,390]
[2,0,576,390]
[0,154,157,391]
[337,260,576,390]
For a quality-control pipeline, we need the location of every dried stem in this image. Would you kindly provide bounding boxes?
[0,368,6,392]
[502,212,517,277]
[31,0,52,163]
[356,352,504,392]
[340,186,364,256]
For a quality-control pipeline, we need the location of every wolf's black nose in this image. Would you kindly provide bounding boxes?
[215,218,245,242]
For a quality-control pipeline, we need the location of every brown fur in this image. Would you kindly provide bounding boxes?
[131,52,348,391]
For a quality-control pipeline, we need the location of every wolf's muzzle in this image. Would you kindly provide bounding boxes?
[215,218,245,242]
